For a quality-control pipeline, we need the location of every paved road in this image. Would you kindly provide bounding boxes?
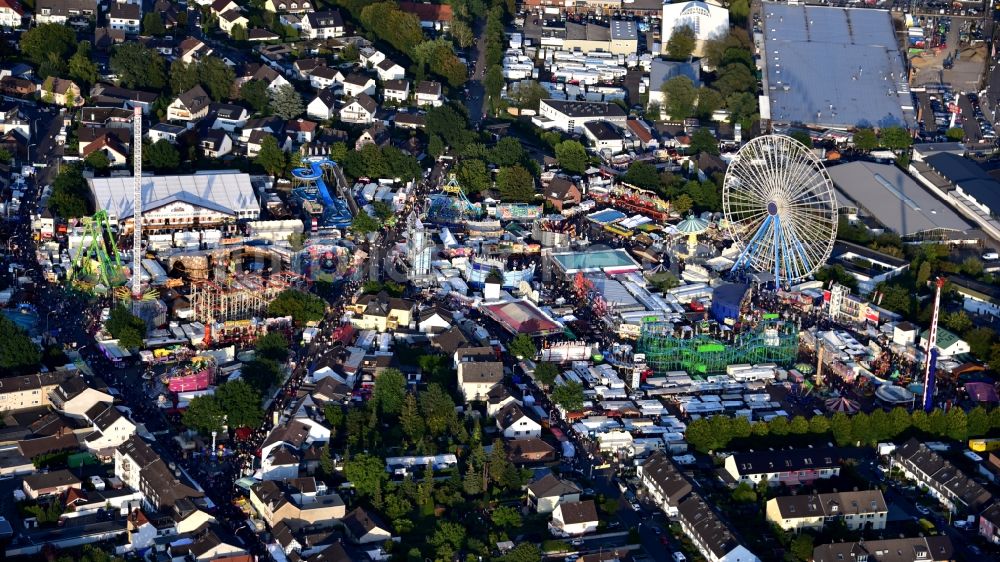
[466,17,487,126]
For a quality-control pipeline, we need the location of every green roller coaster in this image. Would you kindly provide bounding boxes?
[637,320,800,376]
[67,210,127,292]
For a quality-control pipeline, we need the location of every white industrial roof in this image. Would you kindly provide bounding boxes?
[89,171,260,221]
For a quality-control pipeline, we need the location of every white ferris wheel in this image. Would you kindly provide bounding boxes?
[722,134,838,287]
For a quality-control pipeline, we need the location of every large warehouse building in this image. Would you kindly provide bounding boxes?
[760,4,916,130]
[827,161,975,242]
[89,171,261,233]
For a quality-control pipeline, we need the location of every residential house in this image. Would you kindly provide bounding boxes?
[457,360,503,402]
[108,1,141,34]
[81,133,129,167]
[678,493,761,562]
[812,537,954,562]
[346,291,414,331]
[248,28,281,41]
[79,106,134,128]
[307,89,338,120]
[765,490,888,533]
[342,506,392,544]
[638,451,693,517]
[241,64,291,92]
[496,402,541,439]
[414,81,443,107]
[209,0,238,16]
[89,83,158,114]
[115,435,204,511]
[300,9,344,39]
[486,385,518,417]
[0,76,34,97]
[264,0,313,13]
[417,307,451,333]
[148,122,188,143]
[544,177,582,211]
[210,103,249,132]
[722,447,844,487]
[340,94,378,125]
[286,119,318,143]
[22,470,82,499]
[153,0,180,28]
[249,478,346,528]
[394,112,425,130]
[309,66,344,91]
[432,326,469,355]
[919,328,970,357]
[0,0,25,28]
[528,473,581,513]
[507,438,557,463]
[83,402,137,457]
[354,122,388,151]
[48,375,114,419]
[178,37,212,64]
[383,79,410,104]
[246,130,290,158]
[342,74,376,98]
[40,77,83,107]
[34,0,96,24]
[0,371,70,413]
[584,121,626,154]
[627,118,659,150]
[399,1,452,30]
[167,85,211,122]
[550,500,598,536]
[359,47,386,68]
[201,129,233,158]
[980,502,1000,544]
[174,522,247,561]
[376,59,405,82]
[219,8,248,35]
[294,57,325,79]
[891,438,993,513]
[535,99,627,134]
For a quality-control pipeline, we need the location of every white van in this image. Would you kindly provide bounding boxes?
[673,554,687,562]
[982,252,999,261]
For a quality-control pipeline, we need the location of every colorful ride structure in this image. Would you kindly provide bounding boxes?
[291,158,353,229]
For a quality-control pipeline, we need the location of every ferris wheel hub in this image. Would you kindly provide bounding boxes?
[766,201,779,216]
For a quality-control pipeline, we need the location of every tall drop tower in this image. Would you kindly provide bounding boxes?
[132,106,143,299]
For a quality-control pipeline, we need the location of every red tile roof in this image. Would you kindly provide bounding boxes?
[399,2,452,22]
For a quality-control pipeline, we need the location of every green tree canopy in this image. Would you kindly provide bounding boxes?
[145,139,181,172]
[214,380,264,429]
[111,44,167,90]
[48,164,92,218]
[68,42,99,86]
[268,84,304,119]
[373,368,407,416]
[0,315,40,373]
[240,79,270,114]
[84,151,110,171]
[696,87,724,119]
[555,140,588,174]
[880,126,912,151]
[20,24,76,66]
[183,395,226,435]
[106,305,146,349]
[456,159,491,193]
[533,362,559,387]
[143,12,166,36]
[496,166,536,202]
[255,331,289,362]
[242,358,283,394]
[344,453,387,497]
[419,383,457,436]
[666,25,697,60]
[689,128,720,155]
[508,333,537,359]
[621,161,660,190]
[662,75,697,120]
[552,380,585,411]
[255,136,287,177]
[359,2,425,56]
[266,289,326,325]
[853,128,878,151]
[351,211,380,235]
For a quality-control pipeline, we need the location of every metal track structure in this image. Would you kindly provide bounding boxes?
[425,174,482,223]
[637,320,799,376]
[131,106,143,299]
[68,210,127,291]
[188,272,308,324]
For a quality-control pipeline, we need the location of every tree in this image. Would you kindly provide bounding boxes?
[729,0,750,24]
[111,44,167,89]
[815,264,858,292]
[880,126,912,151]
[255,331,289,362]
[945,407,967,441]
[255,136,287,178]
[340,42,359,62]
[497,543,540,562]
[508,334,537,359]
[231,23,249,42]
[84,151,110,171]
[267,289,326,325]
[490,137,526,167]
[943,311,973,334]
[373,368,407,416]
[143,12,166,36]
[400,393,425,442]
[491,505,522,529]
[809,415,830,434]
[242,358,283,393]
[725,91,758,129]
[789,533,815,562]
[790,131,813,148]
[552,380,585,411]
[20,24,76,66]
[732,482,757,503]
[662,75,697,120]
[716,63,757,99]
[621,161,660,190]
[419,384,457,436]
[68,42,99,86]
[426,105,475,151]
[696,87,724,119]
[430,520,466,559]
[183,395,226,434]
[106,305,146,349]
[198,56,236,101]
[456,159,490,193]
[961,257,984,277]
[268,84,304,119]
[359,2,424,55]
[351,211,380,234]
[240,79,270,113]
[666,25,697,60]
[0,316,40,372]
[555,140,588,174]
[945,127,964,142]
[789,415,810,435]
[145,139,181,171]
[533,362,559,387]
[496,166,536,202]
[702,28,753,69]
[830,412,854,447]
[451,20,475,48]
[968,406,990,437]
[689,128,720,155]
[48,165,92,218]
[510,80,549,111]
[484,65,505,114]
[965,327,995,359]
[215,380,263,429]
[170,61,201,94]
[853,128,878,151]
[344,453,387,498]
